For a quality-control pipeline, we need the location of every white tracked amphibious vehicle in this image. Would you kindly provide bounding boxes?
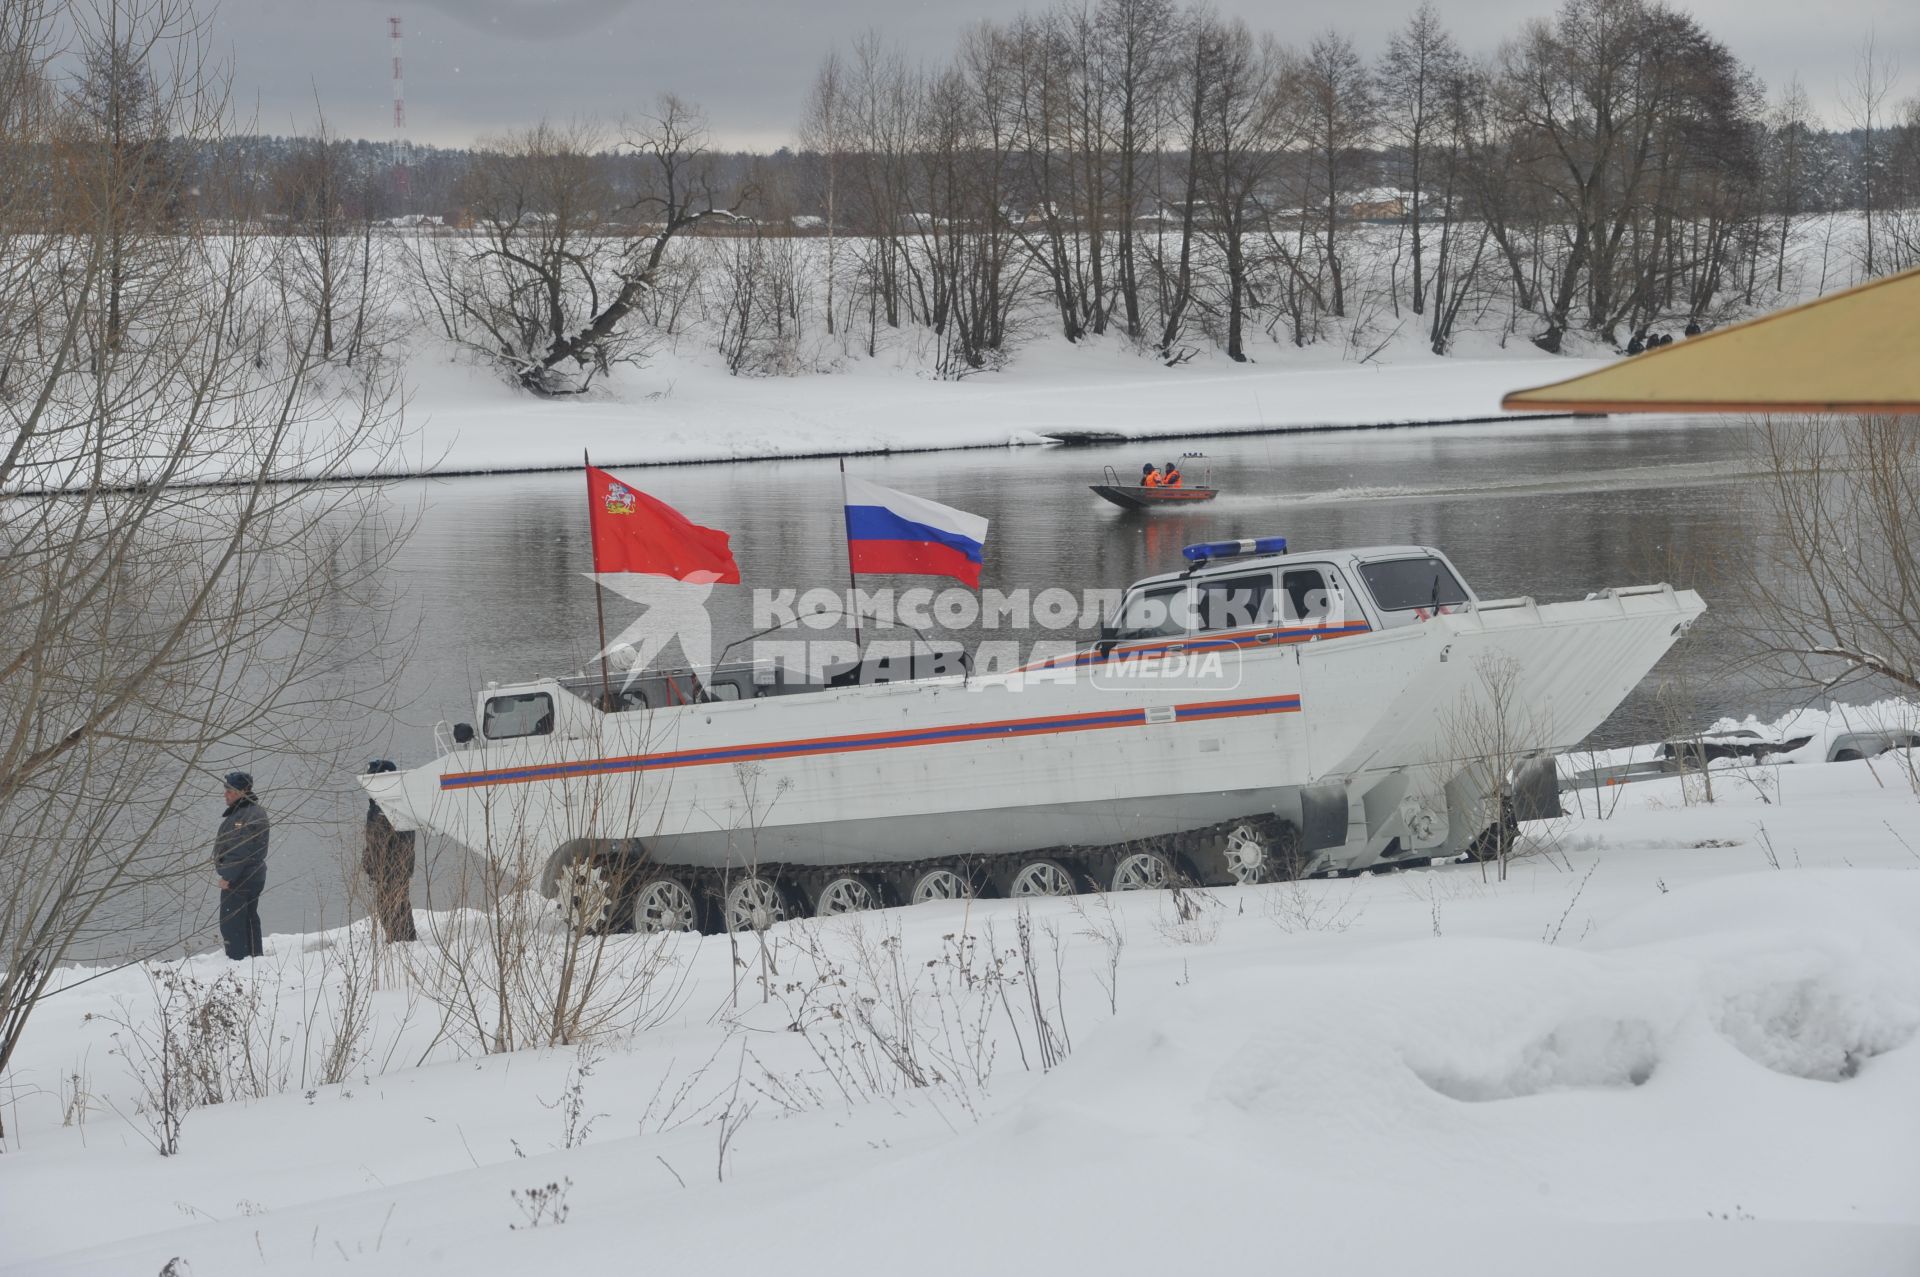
[362,537,1704,933]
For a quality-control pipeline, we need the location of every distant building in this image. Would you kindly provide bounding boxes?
[1342,188,1409,221]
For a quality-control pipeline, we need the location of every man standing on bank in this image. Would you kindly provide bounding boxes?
[214,771,269,960]
[362,759,417,942]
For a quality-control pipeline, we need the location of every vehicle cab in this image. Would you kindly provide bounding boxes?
[453,647,973,751]
[458,660,819,749]
[1102,538,1478,651]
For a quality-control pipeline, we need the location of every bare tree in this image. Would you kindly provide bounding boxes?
[1008,9,1105,342]
[1295,30,1376,320]
[800,50,850,337]
[1096,0,1178,341]
[1663,60,1766,329]
[407,769,689,1056]
[57,0,209,365]
[711,228,770,375]
[1840,35,1898,278]
[706,175,816,379]
[1496,0,1647,350]
[1066,5,1112,336]
[444,119,628,392]
[0,0,56,400]
[271,111,350,360]
[1191,19,1288,360]
[1735,417,1920,702]
[0,0,405,1136]
[1377,3,1462,316]
[1424,66,1495,353]
[271,106,394,370]
[906,25,1023,375]
[1441,652,1553,882]
[845,32,919,354]
[1497,0,1761,350]
[1151,11,1200,358]
[1884,96,1920,272]
[719,161,816,375]
[1457,54,1541,320]
[464,97,745,395]
[1765,76,1818,290]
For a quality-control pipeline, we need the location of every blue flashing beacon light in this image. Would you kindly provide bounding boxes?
[1182,536,1288,563]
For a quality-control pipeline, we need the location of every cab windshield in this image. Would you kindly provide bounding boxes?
[1357,557,1469,612]
[1112,584,1191,640]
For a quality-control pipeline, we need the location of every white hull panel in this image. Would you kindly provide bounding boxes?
[365,584,1705,885]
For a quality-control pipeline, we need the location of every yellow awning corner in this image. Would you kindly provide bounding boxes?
[1502,265,1920,415]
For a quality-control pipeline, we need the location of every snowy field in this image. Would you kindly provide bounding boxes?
[4,723,1919,1275]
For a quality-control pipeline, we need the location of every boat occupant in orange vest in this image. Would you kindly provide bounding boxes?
[1140,463,1163,488]
[1162,460,1182,488]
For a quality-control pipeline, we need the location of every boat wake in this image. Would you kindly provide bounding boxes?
[1214,460,1758,509]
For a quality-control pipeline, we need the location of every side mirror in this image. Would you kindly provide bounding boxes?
[1094,623,1118,656]
[452,722,475,745]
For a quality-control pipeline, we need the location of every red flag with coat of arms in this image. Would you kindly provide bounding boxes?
[585,465,741,583]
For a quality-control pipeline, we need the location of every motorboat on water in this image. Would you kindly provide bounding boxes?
[361,536,1704,933]
[1090,457,1218,509]
[1090,480,1218,509]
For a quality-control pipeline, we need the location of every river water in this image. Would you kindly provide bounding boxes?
[219,414,1782,939]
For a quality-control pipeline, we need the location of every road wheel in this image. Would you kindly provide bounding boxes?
[811,875,879,917]
[1111,850,1174,892]
[723,875,789,933]
[1219,824,1273,885]
[908,867,973,904]
[632,877,699,933]
[1190,821,1301,885]
[557,858,621,933]
[1005,859,1077,899]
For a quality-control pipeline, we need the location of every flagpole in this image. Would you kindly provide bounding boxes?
[838,455,863,651]
[583,449,613,709]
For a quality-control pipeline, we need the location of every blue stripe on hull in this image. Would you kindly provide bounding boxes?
[442,694,1302,790]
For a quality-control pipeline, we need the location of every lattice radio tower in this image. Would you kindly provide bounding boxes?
[388,16,411,210]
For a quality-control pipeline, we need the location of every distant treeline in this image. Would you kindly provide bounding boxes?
[20,0,1920,393]
[188,118,1911,232]
[201,0,1920,365]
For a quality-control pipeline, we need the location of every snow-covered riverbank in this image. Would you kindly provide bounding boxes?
[367,329,1605,477]
[352,212,1865,478]
[4,734,1918,1276]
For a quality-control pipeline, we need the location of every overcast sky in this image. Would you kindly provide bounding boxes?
[212,0,1916,149]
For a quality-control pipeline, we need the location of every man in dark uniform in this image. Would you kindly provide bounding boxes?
[362,760,417,941]
[214,772,269,960]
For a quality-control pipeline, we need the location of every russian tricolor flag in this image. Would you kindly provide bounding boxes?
[843,476,989,587]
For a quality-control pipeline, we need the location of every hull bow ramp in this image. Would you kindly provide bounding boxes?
[362,540,1704,932]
